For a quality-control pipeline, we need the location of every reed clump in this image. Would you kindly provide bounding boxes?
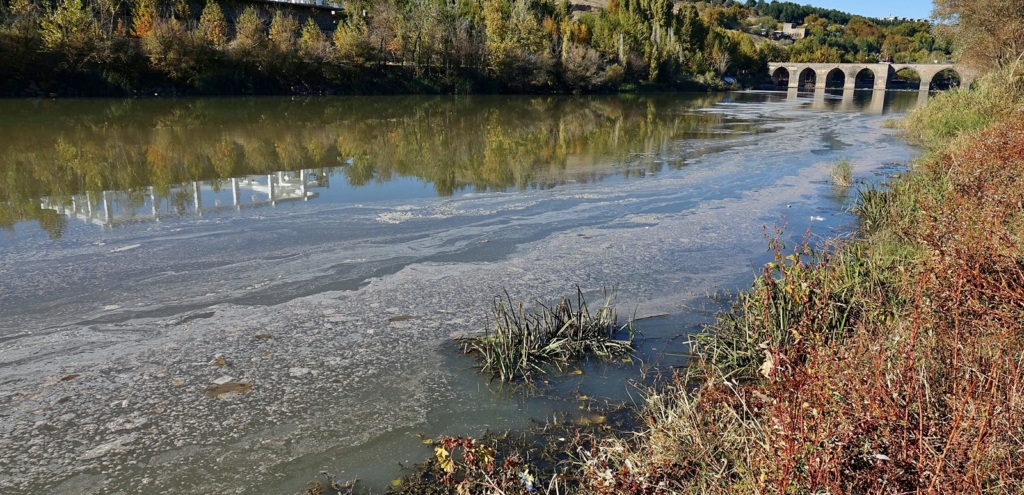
[457,287,633,383]
[830,157,853,187]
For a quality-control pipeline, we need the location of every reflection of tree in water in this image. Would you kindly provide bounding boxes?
[332,94,746,195]
[0,94,767,236]
[35,209,67,240]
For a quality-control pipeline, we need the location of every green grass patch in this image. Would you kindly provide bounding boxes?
[900,69,1023,151]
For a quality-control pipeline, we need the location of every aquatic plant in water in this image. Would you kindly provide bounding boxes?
[456,287,634,383]
[830,157,853,187]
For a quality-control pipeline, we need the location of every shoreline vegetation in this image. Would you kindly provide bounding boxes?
[362,0,1024,490]
[367,67,1024,495]
[0,0,953,97]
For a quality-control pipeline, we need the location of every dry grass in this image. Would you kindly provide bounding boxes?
[576,73,1024,493]
[389,73,1024,495]
[830,157,853,187]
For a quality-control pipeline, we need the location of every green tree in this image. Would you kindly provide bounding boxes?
[0,0,43,77]
[299,18,332,67]
[143,18,215,85]
[131,0,157,37]
[757,38,788,64]
[334,16,373,67]
[173,0,191,21]
[231,6,268,71]
[675,4,707,66]
[483,0,553,90]
[268,11,299,75]
[198,1,228,48]
[39,0,100,69]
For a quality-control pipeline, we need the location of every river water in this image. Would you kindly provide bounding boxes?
[0,90,923,494]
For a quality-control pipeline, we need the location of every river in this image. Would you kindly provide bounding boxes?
[0,90,923,494]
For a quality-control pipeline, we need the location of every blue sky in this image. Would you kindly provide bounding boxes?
[801,1,935,20]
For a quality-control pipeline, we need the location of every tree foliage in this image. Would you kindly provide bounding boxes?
[758,0,850,25]
[197,1,228,49]
[0,0,962,95]
[39,0,100,69]
[934,0,1024,70]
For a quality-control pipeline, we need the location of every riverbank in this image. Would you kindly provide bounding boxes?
[2,93,910,494]
[574,72,1024,492]
[380,72,1024,494]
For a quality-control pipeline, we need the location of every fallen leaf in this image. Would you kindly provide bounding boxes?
[205,382,252,397]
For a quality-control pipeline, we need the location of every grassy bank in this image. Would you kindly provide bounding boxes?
[372,71,1024,495]
[572,70,1024,493]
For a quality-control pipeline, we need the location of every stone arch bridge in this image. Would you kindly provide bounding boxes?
[767,63,977,91]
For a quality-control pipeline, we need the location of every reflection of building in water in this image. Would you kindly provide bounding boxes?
[40,170,328,227]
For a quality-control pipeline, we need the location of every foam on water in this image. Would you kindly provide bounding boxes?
[0,93,920,494]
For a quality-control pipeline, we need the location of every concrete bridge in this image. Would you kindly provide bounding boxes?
[767,62,977,91]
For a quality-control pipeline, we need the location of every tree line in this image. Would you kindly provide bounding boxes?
[0,0,964,96]
[0,0,789,95]
[784,15,952,64]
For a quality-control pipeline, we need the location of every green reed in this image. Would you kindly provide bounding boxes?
[457,286,634,383]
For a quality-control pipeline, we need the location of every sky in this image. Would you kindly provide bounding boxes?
[800,1,935,20]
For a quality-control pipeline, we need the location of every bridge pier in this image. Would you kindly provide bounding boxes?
[784,65,801,90]
[814,69,828,90]
[874,67,890,91]
[918,88,931,106]
[843,73,857,92]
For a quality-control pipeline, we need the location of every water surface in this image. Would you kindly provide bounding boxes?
[0,90,921,494]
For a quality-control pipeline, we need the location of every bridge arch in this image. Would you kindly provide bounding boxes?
[929,68,962,90]
[771,67,790,87]
[891,67,923,90]
[825,68,845,89]
[853,68,876,89]
[797,67,816,89]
